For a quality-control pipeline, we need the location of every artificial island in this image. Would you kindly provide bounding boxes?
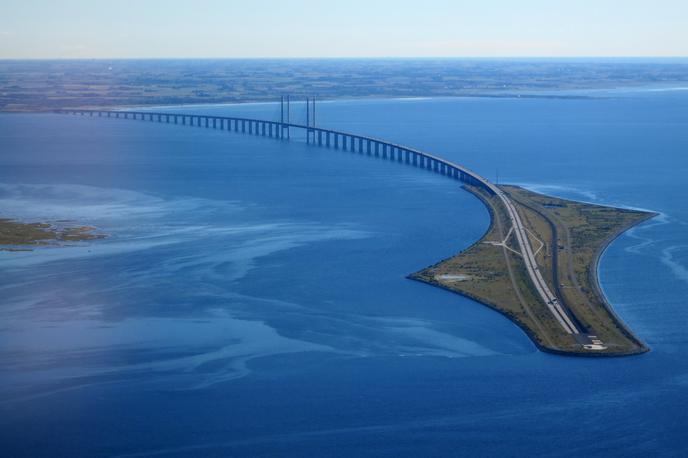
[19,106,655,356]
[411,184,655,356]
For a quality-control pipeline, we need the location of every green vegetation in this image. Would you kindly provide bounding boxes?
[410,185,655,356]
[0,218,105,250]
[2,59,687,111]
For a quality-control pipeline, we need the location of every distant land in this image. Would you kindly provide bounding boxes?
[2,58,688,112]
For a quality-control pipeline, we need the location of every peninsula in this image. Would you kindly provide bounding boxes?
[411,184,655,356]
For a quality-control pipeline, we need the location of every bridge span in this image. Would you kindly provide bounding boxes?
[55,107,590,346]
[55,108,493,194]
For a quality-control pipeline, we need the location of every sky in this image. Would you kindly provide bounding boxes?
[1,0,687,59]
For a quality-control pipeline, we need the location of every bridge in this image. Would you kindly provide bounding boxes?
[55,105,594,348]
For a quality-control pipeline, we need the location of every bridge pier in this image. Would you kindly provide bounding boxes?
[58,110,495,195]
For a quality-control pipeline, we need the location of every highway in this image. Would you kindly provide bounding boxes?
[491,186,580,335]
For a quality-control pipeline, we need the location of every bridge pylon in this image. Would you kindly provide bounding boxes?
[306,96,316,144]
[280,95,290,140]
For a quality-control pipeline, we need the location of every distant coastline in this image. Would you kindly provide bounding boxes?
[2,58,687,112]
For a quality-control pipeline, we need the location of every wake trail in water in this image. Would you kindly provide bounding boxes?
[660,245,688,285]
[624,212,670,254]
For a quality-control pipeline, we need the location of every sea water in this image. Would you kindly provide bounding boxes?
[1,89,687,456]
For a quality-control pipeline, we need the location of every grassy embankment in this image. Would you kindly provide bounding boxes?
[410,185,655,356]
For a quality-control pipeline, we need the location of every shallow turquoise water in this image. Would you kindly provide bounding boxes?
[1,90,687,456]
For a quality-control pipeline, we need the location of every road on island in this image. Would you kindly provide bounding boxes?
[494,187,579,334]
[485,184,607,351]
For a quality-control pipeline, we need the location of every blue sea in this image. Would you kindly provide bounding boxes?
[1,89,687,457]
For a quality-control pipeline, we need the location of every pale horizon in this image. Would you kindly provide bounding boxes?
[2,0,687,59]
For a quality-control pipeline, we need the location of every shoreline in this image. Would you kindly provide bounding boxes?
[0,88,672,114]
[588,210,658,353]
